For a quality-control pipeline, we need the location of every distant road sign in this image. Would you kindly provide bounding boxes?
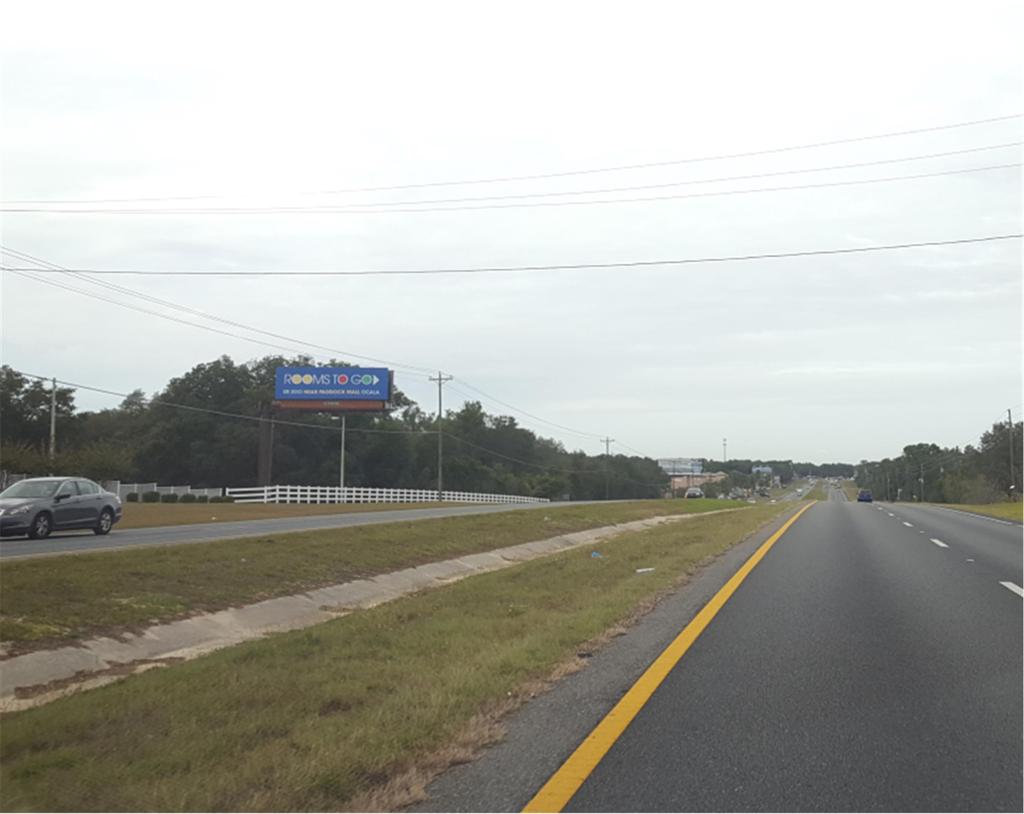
[275,367,391,401]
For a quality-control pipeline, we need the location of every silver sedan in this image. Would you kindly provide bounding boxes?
[0,477,122,539]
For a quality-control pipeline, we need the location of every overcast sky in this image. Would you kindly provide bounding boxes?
[1,0,1021,465]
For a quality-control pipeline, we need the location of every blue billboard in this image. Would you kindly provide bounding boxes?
[275,367,391,401]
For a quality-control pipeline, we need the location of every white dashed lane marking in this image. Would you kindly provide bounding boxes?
[999,582,1024,598]
[887,513,895,517]
[903,521,913,527]
[930,538,949,548]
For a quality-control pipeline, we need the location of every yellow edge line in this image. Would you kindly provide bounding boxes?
[522,500,818,813]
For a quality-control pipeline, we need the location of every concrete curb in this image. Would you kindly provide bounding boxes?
[0,509,740,711]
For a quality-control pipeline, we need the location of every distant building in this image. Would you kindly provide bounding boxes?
[669,472,726,492]
[657,458,703,476]
[752,465,773,476]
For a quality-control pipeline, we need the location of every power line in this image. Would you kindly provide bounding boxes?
[8,370,432,436]
[0,247,436,376]
[5,113,1019,203]
[9,142,1021,213]
[441,432,666,489]
[280,143,1024,210]
[7,368,663,490]
[6,234,1018,277]
[4,162,1017,215]
[446,382,606,441]
[3,247,627,447]
[3,246,637,456]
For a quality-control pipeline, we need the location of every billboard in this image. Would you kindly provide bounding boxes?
[657,458,703,476]
[274,367,391,401]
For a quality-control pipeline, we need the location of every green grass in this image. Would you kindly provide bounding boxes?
[935,502,1023,522]
[116,501,463,530]
[804,482,827,500]
[0,499,739,651]
[0,503,791,812]
[841,481,859,501]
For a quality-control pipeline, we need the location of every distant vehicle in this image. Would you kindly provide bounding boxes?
[857,489,873,503]
[758,489,769,497]
[0,477,122,539]
[684,487,704,499]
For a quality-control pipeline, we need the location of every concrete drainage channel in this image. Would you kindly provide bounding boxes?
[0,509,740,712]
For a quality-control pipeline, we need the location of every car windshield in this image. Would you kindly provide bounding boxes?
[0,480,60,499]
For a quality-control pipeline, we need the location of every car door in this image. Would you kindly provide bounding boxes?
[52,480,80,527]
[75,480,102,526]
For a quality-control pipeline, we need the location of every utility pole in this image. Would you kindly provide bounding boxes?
[48,377,57,473]
[602,437,615,500]
[429,371,453,501]
[722,437,727,465]
[1009,408,1016,498]
[919,462,925,502]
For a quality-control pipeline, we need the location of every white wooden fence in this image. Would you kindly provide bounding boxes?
[225,485,549,505]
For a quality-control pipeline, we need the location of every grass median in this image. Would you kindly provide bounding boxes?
[934,502,1022,522]
[115,501,463,530]
[0,499,739,651]
[0,502,792,812]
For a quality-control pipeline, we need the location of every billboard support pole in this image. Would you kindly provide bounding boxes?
[339,414,346,496]
[429,371,453,501]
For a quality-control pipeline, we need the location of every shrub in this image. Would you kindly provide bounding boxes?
[180,493,197,503]
[141,491,161,503]
[125,492,139,503]
[160,493,179,503]
[196,495,209,503]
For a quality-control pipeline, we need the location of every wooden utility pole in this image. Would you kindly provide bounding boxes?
[429,371,453,501]
[48,377,57,473]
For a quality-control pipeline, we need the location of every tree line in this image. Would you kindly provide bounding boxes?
[0,358,670,500]
[853,421,1021,504]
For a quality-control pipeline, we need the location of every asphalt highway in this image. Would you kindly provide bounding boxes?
[559,499,1022,812]
[420,498,1022,812]
[0,501,591,560]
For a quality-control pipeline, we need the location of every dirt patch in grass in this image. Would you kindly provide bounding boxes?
[0,499,740,653]
[0,503,794,812]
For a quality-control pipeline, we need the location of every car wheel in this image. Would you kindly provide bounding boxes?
[28,512,52,540]
[94,508,114,536]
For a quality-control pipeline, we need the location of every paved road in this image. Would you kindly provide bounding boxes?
[562,500,1022,811]
[421,500,1022,811]
[0,501,592,560]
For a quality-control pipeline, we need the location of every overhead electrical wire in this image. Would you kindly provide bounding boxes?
[2,247,642,454]
[441,432,666,488]
[10,369,661,487]
[8,370,432,436]
[445,382,606,442]
[3,163,1018,215]
[276,142,1023,210]
[5,113,1019,204]
[6,142,1021,212]
[0,247,436,377]
[5,234,1018,277]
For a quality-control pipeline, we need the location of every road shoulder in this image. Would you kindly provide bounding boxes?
[413,505,805,813]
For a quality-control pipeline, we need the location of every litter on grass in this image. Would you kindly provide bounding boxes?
[591,551,604,558]
[635,567,656,574]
